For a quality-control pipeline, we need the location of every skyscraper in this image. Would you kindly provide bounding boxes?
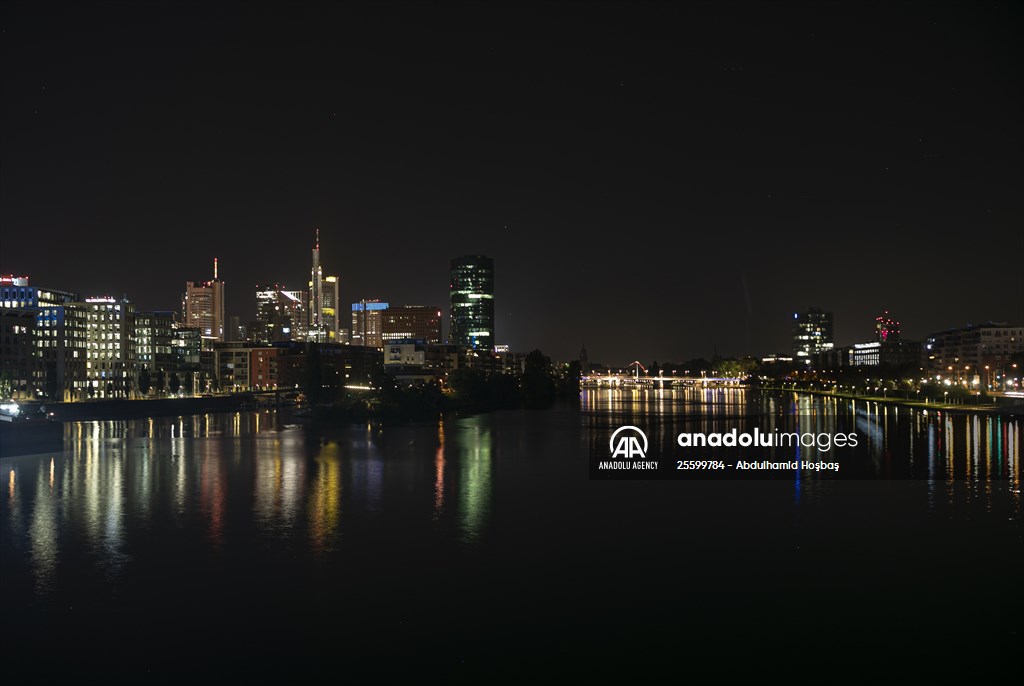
[306,229,342,343]
[183,258,225,342]
[308,229,325,342]
[256,284,307,342]
[351,299,388,347]
[322,275,340,342]
[875,310,901,342]
[449,255,494,350]
[792,308,834,361]
[79,296,136,398]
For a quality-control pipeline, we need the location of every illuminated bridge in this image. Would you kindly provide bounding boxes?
[581,361,745,388]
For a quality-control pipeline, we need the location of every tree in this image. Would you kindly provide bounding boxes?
[87,383,95,399]
[138,366,151,396]
[558,360,582,396]
[169,373,181,395]
[154,369,166,396]
[522,349,556,409]
[105,382,114,398]
[303,344,323,403]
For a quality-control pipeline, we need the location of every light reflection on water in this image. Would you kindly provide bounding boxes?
[583,387,1022,515]
[2,402,1022,666]
[2,409,497,593]
[583,387,1020,481]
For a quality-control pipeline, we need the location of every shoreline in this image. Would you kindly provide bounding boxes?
[24,394,271,421]
[756,386,1023,416]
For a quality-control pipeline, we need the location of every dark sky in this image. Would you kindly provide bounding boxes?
[2,1,1022,364]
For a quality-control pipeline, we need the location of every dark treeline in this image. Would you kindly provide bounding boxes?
[305,349,581,422]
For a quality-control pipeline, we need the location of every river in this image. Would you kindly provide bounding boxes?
[2,389,1021,677]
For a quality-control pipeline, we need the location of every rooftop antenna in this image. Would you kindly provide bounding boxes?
[214,257,219,280]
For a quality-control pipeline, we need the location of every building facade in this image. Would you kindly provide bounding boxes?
[136,311,177,394]
[847,340,921,368]
[925,323,1024,373]
[183,260,225,342]
[1,276,86,400]
[256,284,307,343]
[251,347,281,390]
[792,308,834,362]
[0,309,36,399]
[875,311,901,342]
[449,255,494,350]
[80,297,136,398]
[351,300,388,347]
[321,275,340,342]
[382,305,442,344]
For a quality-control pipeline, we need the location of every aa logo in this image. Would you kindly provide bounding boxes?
[609,426,648,459]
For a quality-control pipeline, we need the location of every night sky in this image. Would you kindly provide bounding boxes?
[2,1,1021,364]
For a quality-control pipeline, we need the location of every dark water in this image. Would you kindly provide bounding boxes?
[2,391,1022,678]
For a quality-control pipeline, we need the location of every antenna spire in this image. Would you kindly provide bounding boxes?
[214,257,218,280]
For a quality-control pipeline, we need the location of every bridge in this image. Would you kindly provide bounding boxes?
[581,361,745,388]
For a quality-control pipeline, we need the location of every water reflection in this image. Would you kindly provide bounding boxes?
[456,419,493,543]
[582,388,1022,486]
[308,442,341,554]
[2,408,504,595]
[29,462,58,591]
[434,421,446,519]
[254,435,304,530]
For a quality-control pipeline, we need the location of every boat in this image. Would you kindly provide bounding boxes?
[0,400,64,458]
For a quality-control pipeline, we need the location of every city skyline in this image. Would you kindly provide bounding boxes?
[1,1,1021,363]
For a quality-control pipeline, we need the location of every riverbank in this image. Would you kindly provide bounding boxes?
[25,394,271,421]
[758,386,1024,415]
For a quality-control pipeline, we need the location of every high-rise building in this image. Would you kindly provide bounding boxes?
[0,309,36,399]
[136,311,176,391]
[309,274,341,342]
[322,275,340,342]
[228,315,242,342]
[449,255,494,350]
[307,228,329,342]
[382,305,442,344]
[79,297,136,398]
[792,308,834,361]
[256,284,307,342]
[1,275,86,400]
[171,323,203,394]
[351,300,389,347]
[305,229,340,343]
[875,311,901,342]
[183,258,225,343]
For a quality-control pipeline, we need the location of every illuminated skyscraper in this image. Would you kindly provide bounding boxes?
[256,284,307,342]
[183,258,225,342]
[351,299,388,347]
[309,273,340,342]
[308,229,325,342]
[792,308,834,361]
[449,255,494,350]
[78,296,136,398]
[322,275,339,341]
[875,310,901,342]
